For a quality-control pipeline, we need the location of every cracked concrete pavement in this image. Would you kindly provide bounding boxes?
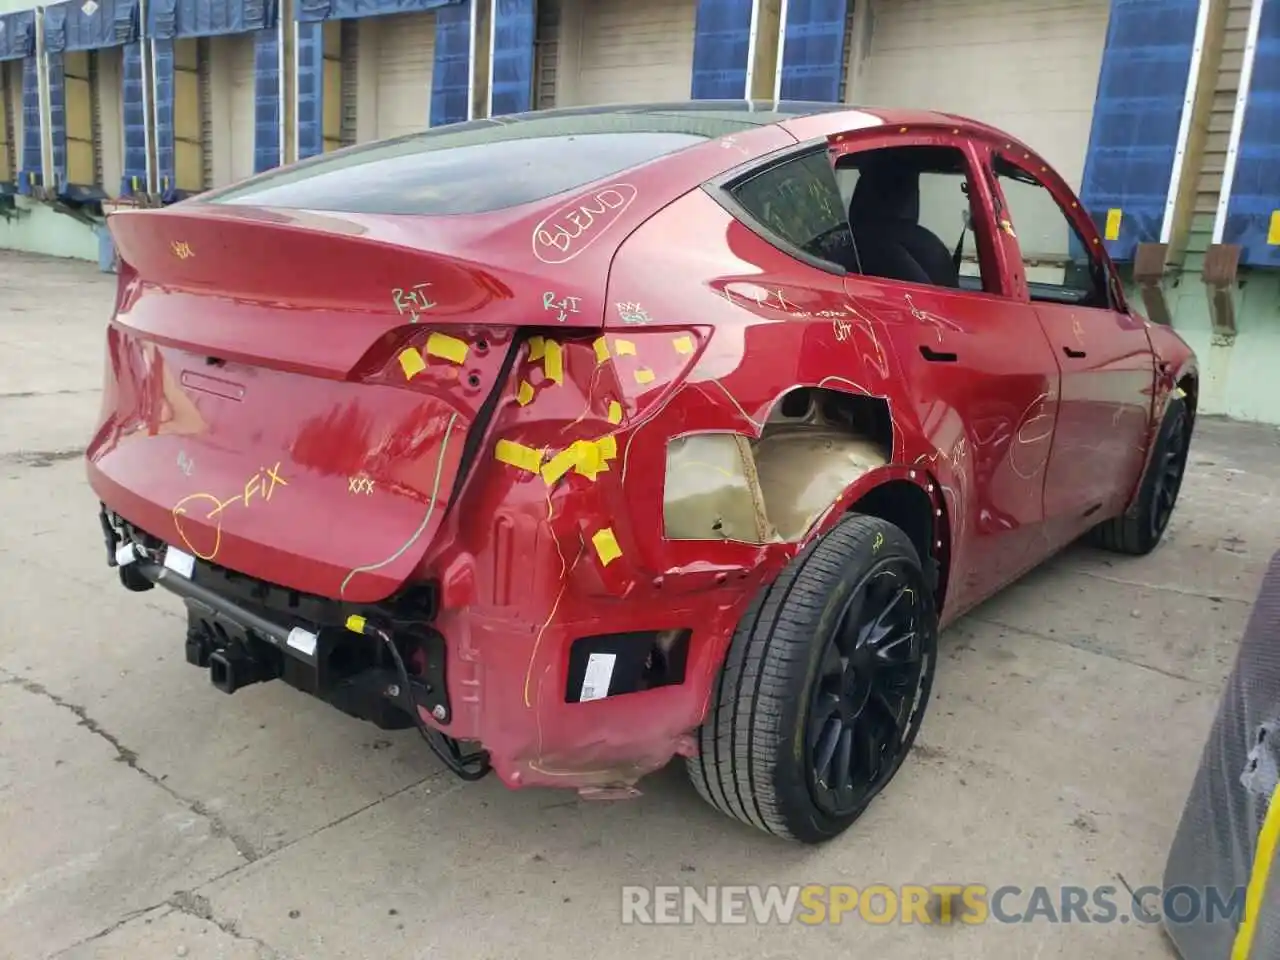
[2,250,1277,959]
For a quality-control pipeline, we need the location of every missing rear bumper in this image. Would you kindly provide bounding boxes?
[100,507,452,730]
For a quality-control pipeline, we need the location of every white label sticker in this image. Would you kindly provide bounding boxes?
[162,545,195,579]
[580,652,616,702]
[81,0,99,15]
[114,542,137,567]
[286,627,318,658]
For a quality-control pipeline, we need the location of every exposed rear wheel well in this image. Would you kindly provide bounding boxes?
[850,480,946,605]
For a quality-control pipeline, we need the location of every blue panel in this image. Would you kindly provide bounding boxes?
[153,37,176,197]
[430,0,470,127]
[1223,0,1280,267]
[1078,0,1200,263]
[295,20,323,159]
[489,0,533,116]
[691,0,752,99]
[48,52,68,191]
[149,0,275,40]
[0,10,37,62]
[43,0,139,54]
[1,9,36,190]
[778,0,849,102]
[18,54,41,193]
[121,40,146,193]
[254,26,281,172]
[296,0,460,23]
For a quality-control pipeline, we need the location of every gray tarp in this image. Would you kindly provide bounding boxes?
[1164,549,1280,959]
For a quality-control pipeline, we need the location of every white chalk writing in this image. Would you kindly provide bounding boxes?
[532,184,638,265]
[616,302,651,325]
[543,292,583,322]
[392,283,437,322]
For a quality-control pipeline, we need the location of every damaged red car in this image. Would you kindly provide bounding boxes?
[87,100,1198,844]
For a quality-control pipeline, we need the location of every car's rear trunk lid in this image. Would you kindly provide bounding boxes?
[90,204,582,603]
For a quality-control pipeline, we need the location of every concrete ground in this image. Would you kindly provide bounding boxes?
[1,250,1276,960]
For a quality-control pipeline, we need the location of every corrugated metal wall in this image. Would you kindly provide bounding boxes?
[1187,0,1255,269]
[533,0,559,109]
[574,0,696,105]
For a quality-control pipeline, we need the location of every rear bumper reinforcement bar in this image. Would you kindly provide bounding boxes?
[134,560,319,667]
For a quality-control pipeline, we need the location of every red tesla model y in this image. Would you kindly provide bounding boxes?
[87,101,1197,843]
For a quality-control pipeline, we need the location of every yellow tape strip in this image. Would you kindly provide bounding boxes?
[494,439,543,474]
[425,332,468,365]
[574,441,605,481]
[634,368,655,385]
[543,341,564,384]
[541,445,581,485]
[592,528,622,567]
[614,339,636,356]
[1232,782,1280,960]
[345,614,366,634]
[593,338,611,363]
[1104,208,1122,242]
[516,381,535,406]
[673,335,694,355]
[527,336,546,362]
[397,348,426,380]
[1268,210,1280,246]
[539,436,619,486]
[607,400,623,425]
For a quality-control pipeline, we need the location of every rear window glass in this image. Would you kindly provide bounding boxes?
[205,112,757,215]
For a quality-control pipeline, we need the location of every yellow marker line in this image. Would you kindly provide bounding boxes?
[1233,782,1280,959]
[340,413,459,597]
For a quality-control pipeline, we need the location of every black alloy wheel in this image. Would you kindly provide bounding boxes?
[806,559,930,818]
[1088,393,1194,557]
[688,514,939,843]
[1150,403,1190,540]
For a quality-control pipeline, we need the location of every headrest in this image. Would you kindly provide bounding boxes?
[847,157,921,225]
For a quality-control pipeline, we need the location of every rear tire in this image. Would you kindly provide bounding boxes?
[1089,395,1192,556]
[687,514,938,844]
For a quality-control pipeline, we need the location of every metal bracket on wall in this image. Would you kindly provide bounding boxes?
[1202,243,1241,341]
[1132,242,1173,326]
[48,198,102,228]
[0,194,23,221]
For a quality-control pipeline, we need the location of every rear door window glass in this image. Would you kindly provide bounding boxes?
[727,150,856,270]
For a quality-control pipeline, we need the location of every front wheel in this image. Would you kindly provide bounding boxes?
[1089,394,1192,556]
[687,514,939,843]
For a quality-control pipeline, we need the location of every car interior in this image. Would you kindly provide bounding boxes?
[727,141,1114,311]
[837,145,976,291]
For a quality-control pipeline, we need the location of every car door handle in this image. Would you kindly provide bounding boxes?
[1063,346,1087,359]
[919,345,958,363]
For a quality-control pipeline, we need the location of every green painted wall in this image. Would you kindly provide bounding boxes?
[0,198,99,260]
[1126,268,1280,426]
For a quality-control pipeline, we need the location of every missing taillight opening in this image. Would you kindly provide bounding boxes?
[564,629,692,703]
